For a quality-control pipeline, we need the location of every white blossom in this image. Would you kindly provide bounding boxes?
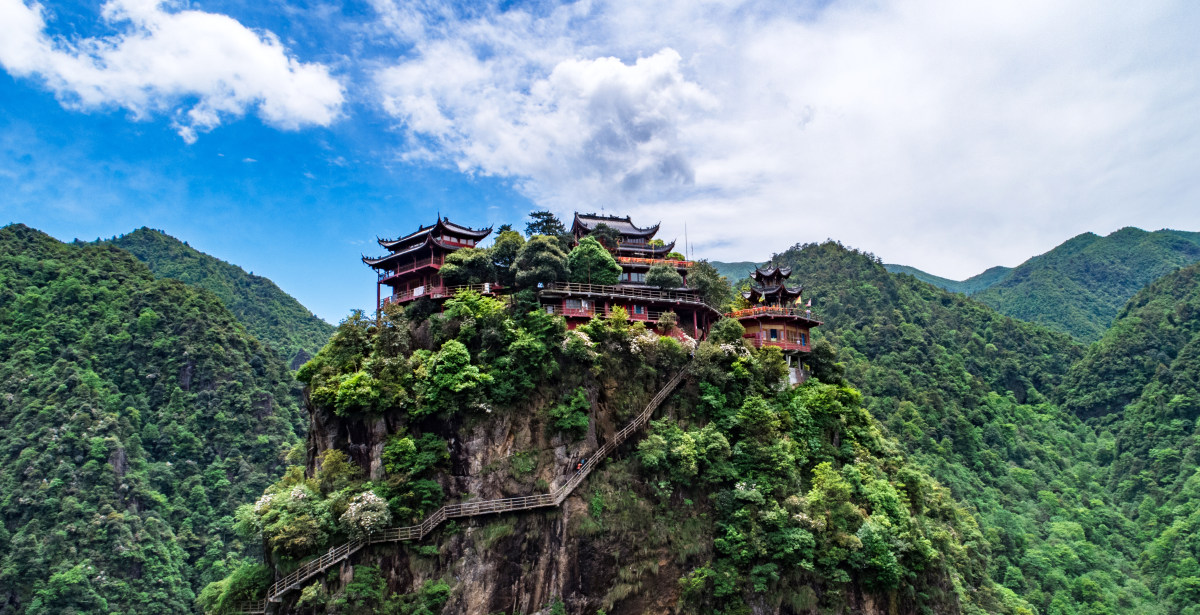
[253,493,273,513]
[340,491,392,537]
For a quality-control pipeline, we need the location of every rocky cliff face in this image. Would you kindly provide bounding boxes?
[289,373,692,615]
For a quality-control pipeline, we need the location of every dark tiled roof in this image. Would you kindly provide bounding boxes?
[572,213,660,237]
[379,218,492,250]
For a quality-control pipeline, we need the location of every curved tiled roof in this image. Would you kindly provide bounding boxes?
[364,234,471,268]
[379,218,492,250]
[572,213,660,238]
[752,266,792,280]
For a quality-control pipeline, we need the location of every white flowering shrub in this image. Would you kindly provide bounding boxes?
[253,493,273,514]
[562,329,597,361]
[339,491,393,538]
[630,330,660,356]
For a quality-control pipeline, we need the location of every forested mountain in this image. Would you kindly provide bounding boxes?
[0,224,305,613]
[204,293,1022,614]
[882,264,1011,295]
[105,228,334,368]
[768,242,1161,614]
[972,228,1200,341]
[708,260,760,283]
[1060,262,1200,613]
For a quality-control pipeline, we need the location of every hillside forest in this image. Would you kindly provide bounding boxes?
[2,214,1199,615]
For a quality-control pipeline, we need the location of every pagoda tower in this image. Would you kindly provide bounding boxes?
[729,266,822,382]
[363,217,493,309]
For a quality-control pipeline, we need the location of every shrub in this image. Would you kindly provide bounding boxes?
[567,236,622,285]
[646,263,684,289]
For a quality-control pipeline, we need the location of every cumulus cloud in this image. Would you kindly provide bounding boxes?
[378,45,714,206]
[368,0,1200,277]
[0,0,345,142]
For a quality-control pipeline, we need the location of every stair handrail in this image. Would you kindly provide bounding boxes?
[250,364,688,608]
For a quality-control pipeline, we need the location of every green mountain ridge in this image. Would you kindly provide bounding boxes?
[104,228,335,368]
[707,260,761,283]
[0,224,306,613]
[885,227,1200,342]
[882,263,1012,295]
[766,241,1161,614]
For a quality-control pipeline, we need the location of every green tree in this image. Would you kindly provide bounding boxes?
[688,261,735,309]
[490,230,525,286]
[439,247,496,285]
[646,263,684,289]
[525,210,567,237]
[567,236,622,285]
[588,223,622,251]
[512,235,570,289]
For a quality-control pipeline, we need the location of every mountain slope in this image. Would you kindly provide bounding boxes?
[207,292,1015,614]
[883,263,1011,295]
[706,260,760,283]
[105,228,334,368]
[767,241,1160,614]
[0,224,305,613]
[1060,262,1200,613]
[973,227,1200,341]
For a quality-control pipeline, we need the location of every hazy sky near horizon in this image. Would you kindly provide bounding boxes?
[2,0,1199,322]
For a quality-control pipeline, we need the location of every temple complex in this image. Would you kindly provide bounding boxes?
[539,213,721,337]
[728,266,822,382]
[363,217,493,309]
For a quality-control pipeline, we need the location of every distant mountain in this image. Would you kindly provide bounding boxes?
[973,227,1200,342]
[106,228,334,368]
[0,224,304,612]
[763,242,1166,614]
[1059,262,1200,614]
[706,260,760,283]
[883,263,1011,294]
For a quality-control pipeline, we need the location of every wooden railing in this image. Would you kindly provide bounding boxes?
[377,256,444,281]
[727,305,819,320]
[744,333,810,352]
[240,366,689,611]
[540,282,721,312]
[617,256,694,268]
[542,305,668,322]
[380,283,502,308]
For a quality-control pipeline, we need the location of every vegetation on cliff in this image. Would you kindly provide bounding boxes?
[769,241,1160,614]
[0,224,305,613]
[209,276,1015,613]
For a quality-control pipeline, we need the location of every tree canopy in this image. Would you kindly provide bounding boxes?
[567,236,622,285]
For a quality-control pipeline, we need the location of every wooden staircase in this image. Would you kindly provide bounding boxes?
[234,366,689,613]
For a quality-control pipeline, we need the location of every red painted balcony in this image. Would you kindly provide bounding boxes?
[744,333,811,352]
[617,256,694,268]
[378,256,444,282]
[379,283,501,308]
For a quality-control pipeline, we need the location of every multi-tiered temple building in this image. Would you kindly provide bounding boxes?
[363,217,493,309]
[362,213,823,350]
[538,213,720,337]
[728,266,822,382]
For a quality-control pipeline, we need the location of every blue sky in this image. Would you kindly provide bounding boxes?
[3,0,1200,323]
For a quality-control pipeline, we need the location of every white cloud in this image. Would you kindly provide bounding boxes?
[378,45,714,206]
[368,0,1200,278]
[0,0,345,142]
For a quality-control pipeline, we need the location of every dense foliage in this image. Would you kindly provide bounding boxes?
[1060,263,1200,614]
[0,224,305,614]
[883,264,1012,295]
[639,339,1011,613]
[973,228,1200,341]
[769,241,1161,614]
[106,228,335,368]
